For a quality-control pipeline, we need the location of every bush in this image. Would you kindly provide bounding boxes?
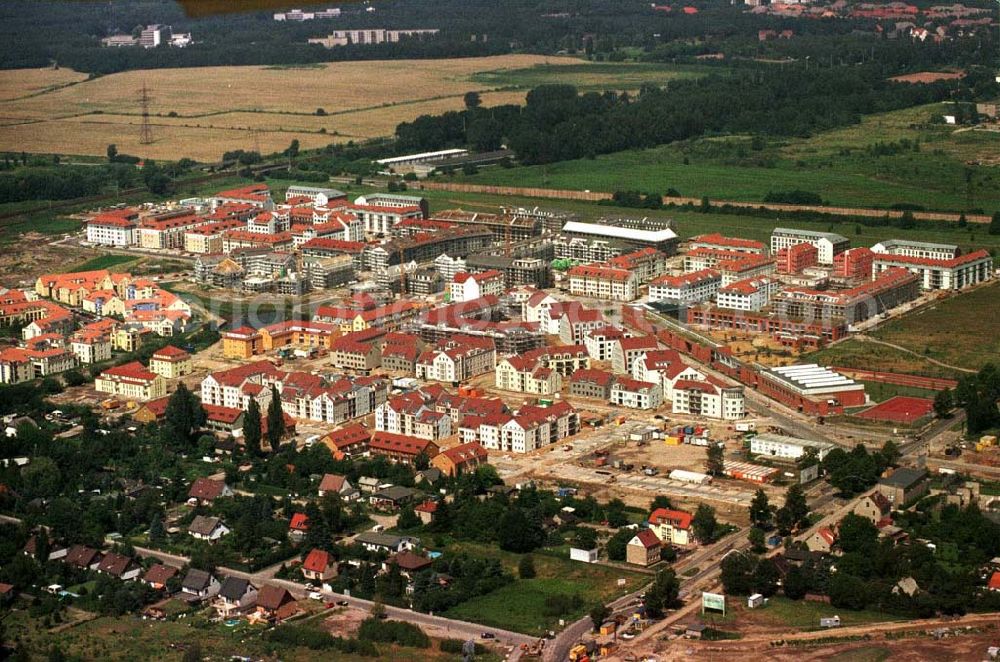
[62,370,89,387]
[264,625,378,656]
[358,618,431,648]
[763,190,824,205]
[440,639,487,654]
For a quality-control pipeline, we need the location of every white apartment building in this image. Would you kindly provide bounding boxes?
[648,269,722,304]
[450,270,505,303]
[770,228,850,265]
[871,250,993,291]
[671,377,746,420]
[86,216,137,246]
[870,239,959,261]
[750,433,835,461]
[715,277,780,312]
[609,378,663,410]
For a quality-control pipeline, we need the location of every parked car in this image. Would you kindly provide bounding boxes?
[308,592,323,601]
[481,632,495,639]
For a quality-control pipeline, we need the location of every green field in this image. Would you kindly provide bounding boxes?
[440,542,646,636]
[734,596,901,629]
[806,339,963,380]
[856,380,938,403]
[70,253,138,272]
[449,102,1000,214]
[868,282,1000,373]
[471,62,712,92]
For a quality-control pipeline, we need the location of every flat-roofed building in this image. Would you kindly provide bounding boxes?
[750,432,836,461]
[761,363,866,408]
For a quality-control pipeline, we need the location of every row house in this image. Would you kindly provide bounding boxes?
[222,230,295,253]
[369,431,440,465]
[313,301,422,333]
[567,264,639,302]
[494,355,562,395]
[648,269,722,305]
[431,441,489,477]
[375,390,453,441]
[609,377,663,410]
[415,335,495,383]
[320,423,371,460]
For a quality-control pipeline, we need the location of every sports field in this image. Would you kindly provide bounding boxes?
[856,396,935,424]
[0,56,571,161]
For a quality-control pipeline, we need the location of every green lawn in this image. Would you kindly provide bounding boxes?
[869,282,1000,373]
[856,380,938,403]
[440,541,647,636]
[806,339,964,380]
[450,102,1000,214]
[70,254,138,272]
[740,596,901,629]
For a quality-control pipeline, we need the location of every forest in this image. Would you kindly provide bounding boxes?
[395,38,998,164]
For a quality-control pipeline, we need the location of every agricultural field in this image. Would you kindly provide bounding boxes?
[452,102,1000,213]
[868,282,1000,373]
[0,55,644,162]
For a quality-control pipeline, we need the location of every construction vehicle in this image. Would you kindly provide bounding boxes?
[568,643,588,661]
[520,638,546,657]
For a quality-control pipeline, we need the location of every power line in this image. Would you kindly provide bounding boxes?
[138,83,154,145]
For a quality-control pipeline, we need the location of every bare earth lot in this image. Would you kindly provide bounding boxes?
[0,56,573,161]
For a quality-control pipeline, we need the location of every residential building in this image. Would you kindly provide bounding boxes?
[772,268,921,325]
[450,270,505,302]
[776,242,819,274]
[522,344,590,376]
[877,467,929,505]
[871,249,992,291]
[308,28,440,48]
[188,478,234,505]
[149,345,192,379]
[569,369,617,400]
[559,219,680,255]
[715,277,780,312]
[188,515,230,542]
[368,432,440,465]
[216,577,258,618]
[853,491,893,526]
[320,425,371,460]
[354,532,419,554]
[375,390,452,440]
[627,529,662,566]
[833,247,875,280]
[494,355,562,394]
[770,228,850,264]
[611,335,659,375]
[648,269,722,305]
[465,401,579,454]
[318,474,359,500]
[69,329,113,365]
[606,248,668,283]
[610,378,663,410]
[671,377,746,420]
[86,213,138,246]
[567,264,639,302]
[415,336,495,383]
[431,442,489,477]
[95,361,166,401]
[181,569,221,601]
[554,305,606,344]
[254,585,298,622]
[688,233,766,255]
[870,239,959,261]
[648,508,693,546]
[584,325,629,362]
[302,549,338,583]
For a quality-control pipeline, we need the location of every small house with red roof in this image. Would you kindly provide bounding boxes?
[320,424,371,460]
[627,529,663,566]
[253,585,298,622]
[302,548,338,583]
[414,500,439,525]
[318,473,359,500]
[805,526,837,554]
[648,508,693,546]
[187,477,233,505]
[288,513,310,540]
[369,432,439,465]
[987,571,1000,592]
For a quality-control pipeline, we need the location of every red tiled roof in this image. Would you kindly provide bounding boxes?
[303,548,332,573]
[318,474,347,493]
[289,513,309,531]
[651,269,720,288]
[151,345,190,361]
[100,361,158,383]
[690,233,765,250]
[188,477,228,501]
[570,369,616,387]
[631,529,662,549]
[322,424,370,450]
[649,508,693,530]
[437,441,488,466]
[370,431,436,457]
[568,264,634,281]
[873,248,991,268]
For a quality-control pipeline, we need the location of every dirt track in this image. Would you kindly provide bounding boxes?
[420,182,991,224]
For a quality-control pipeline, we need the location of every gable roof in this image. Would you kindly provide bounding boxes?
[648,508,693,530]
[256,584,295,611]
[436,442,488,466]
[319,474,347,493]
[188,515,225,536]
[219,576,253,601]
[188,477,228,501]
[303,548,333,574]
[182,568,214,591]
[143,563,179,586]
[631,529,662,549]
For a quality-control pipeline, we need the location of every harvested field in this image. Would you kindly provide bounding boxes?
[0,55,566,160]
[0,66,87,101]
[889,71,965,84]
